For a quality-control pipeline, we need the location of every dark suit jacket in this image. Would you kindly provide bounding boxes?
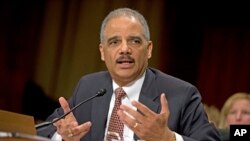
[37,68,221,141]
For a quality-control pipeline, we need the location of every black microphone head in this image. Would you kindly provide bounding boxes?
[96,88,106,97]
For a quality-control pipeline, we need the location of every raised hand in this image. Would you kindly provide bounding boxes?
[118,93,175,141]
[53,97,92,141]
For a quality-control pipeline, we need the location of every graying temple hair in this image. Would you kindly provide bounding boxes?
[100,8,150,43]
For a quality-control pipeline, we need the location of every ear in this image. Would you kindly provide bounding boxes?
[99,44,105,61]
[147,41,153,59]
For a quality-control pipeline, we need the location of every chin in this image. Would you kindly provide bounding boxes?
[118,73,133,79]
[116,71,134,79]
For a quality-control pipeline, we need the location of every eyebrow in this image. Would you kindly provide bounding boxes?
[128,36,142,41]
[106,35,144,43]
[107,36,119,43]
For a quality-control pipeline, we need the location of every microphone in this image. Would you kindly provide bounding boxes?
[35,88,106,129]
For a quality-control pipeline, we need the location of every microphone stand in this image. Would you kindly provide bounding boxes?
[35,89,106,129]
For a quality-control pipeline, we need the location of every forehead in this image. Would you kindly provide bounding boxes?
[104,16,144,35]
[232,99,250,107]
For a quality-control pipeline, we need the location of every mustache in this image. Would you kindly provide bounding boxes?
[116,55,135,63]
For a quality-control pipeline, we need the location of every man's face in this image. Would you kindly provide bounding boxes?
[99,16,152,86]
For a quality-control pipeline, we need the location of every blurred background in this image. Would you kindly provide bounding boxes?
[1,0,250,122]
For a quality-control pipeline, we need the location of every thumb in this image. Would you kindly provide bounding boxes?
[160,93,168,115]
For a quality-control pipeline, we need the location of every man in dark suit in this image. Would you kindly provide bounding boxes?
[37,8,221,141]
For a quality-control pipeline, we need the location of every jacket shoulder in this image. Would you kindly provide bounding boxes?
[149,68,195,88]
[79,71,110,82]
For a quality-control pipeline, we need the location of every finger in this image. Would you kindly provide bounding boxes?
[59,97,71,113]
[160,93,168,114]
[117,110,140,130]
[59,97,76,120]
[75,122,92,141]
[57,120,78,136]
[159,93,169,128]
[53,118,60,127]
[71,121,92,136]
[56,119,71,133]
[119,104,144,123]
[56,119,66,134]
[131,100,156,118]
[63,121,91,140]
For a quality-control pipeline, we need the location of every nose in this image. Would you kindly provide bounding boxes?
[235,112,242,121]
[120,42,131,54]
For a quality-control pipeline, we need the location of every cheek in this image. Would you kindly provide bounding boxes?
[226,115,235,122]
[136,49,148,58]
[244,116,250,121]
[103,50,117,62]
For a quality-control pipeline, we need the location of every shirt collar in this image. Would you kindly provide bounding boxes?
[112,72,146,99]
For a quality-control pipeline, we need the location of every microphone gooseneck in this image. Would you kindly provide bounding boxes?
[35,88,106,129]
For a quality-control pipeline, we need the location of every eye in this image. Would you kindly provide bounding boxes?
[228,110,237,115]
[128,37,142,47]
[133,39,141,44]
[108,39,121,47]
[242,111,250,115]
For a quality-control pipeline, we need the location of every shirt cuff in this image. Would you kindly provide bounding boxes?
[51,132,62,141]
[175,132,184,141]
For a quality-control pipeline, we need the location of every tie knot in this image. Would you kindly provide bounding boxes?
[114,87,126,100]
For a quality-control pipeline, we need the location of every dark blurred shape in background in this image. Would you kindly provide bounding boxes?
[22,80,59,123]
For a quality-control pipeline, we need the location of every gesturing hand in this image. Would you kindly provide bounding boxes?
[117,93,175,141]
[53,97,92,141]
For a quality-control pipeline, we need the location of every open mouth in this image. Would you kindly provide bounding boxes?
[116,60,134,64]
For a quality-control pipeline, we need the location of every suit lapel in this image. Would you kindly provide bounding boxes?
[90,75,113,141]
[139,68,161,112]
[134,68,161,140]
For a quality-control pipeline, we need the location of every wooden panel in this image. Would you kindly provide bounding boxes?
[0,110,35,135]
